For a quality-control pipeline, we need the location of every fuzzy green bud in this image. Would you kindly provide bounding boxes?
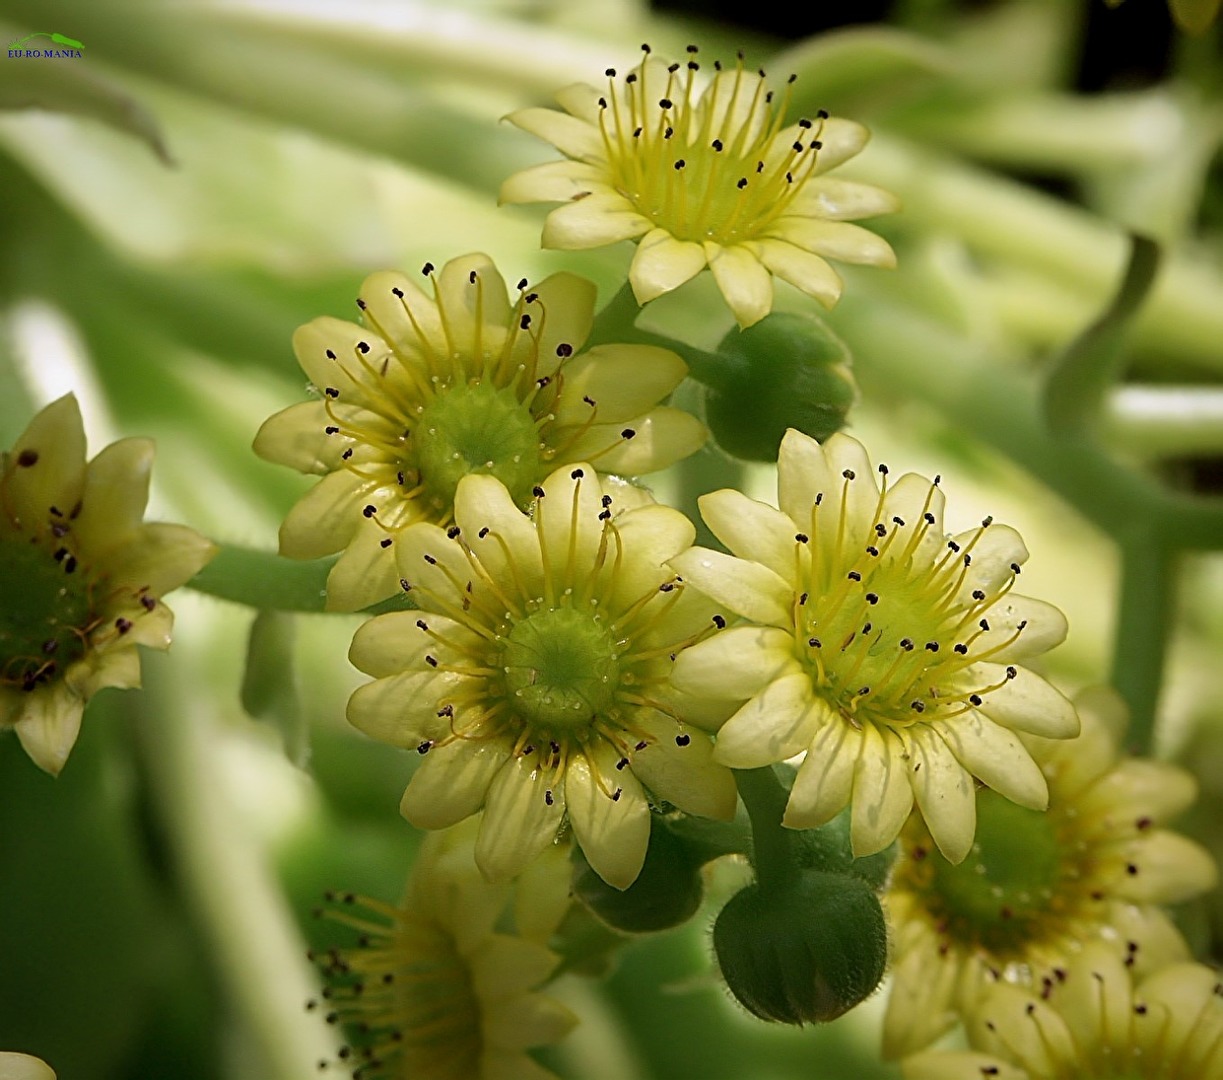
[574,818,704,933]
[713,870,887,1024]
[703,313,857,462]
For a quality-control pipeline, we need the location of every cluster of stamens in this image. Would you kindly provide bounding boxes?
[307,891,478,1080]
[596,45,829,243]
[398,470,722,810]
[314,266,638,540]
[791,464,1028,730]
[1,453,158,694]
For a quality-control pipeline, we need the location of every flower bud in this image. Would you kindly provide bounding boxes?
[713,870,887,1024]
[703,313,857,462]
[573,818,704,933]
[793,808,896,891]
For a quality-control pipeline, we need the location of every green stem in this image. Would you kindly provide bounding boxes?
[186,544,413,614]
[1111,531,1176,755]
[134,653,341,1078]
[736,766,799,891]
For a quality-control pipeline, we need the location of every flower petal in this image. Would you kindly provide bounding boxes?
[850,725,914,856]
[103,523,216,598]
[0,1053,57,1080]
[1121,830,1217,904]
[517,270,597,366]
[973,664,1079,739]
[481,993,578,1052]
[793,177,901,220]
[936,709,1048,810]
[810,117,871,175]
[1076,758,1199,825]
[435,254,512,361]
[505,106,607,162]
[551,344,688,427]
[537,461,604,586]
[669,547,793,629]
[901,1052,1022,1080]
[279,470,373,559]
[554,408,707,476]
[324,520,402,612]
[541,196,652,250]
[357,269,445,363]
[906,729,976,864]
[670,626,799,700]
[454,472,544,602]
[566,740,651,889]
[747,239,843,308]
[631,710,738,821]
[4,394,86,529]
[70,437,152,554]
[471,936,558,1002]
[704,241,774,328]
[291,316,391,400]
[498,159,608,205]
[771,219,897,268]
[785,716,862,828]
[13,685,84,776]
[697,488,800,585]
[252,402,344,476]
[717,673,823,770]
[777,427,835,524]
[349,610,479,678]
[400,738,512,830]
[604,503,694,608]
[630,229,708,304]
[476,755,566,883]
[345,670,466,748]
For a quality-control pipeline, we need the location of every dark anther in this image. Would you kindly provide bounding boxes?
[1136,816,1152,830]
[842,469,855,480]
[635,740,648,751]
[847,571,862,581]
[422,262,435,275]
[875,523,887,537]
[416,619,428,631]
[712,139,723,151]
[478,527,490,539]
[520,314,532,330]
[533,485,546,497]
[544,790,554,806]
[924,512,936,524]
[659,582,676,593]
[675,733,690,746]
[963,554,972,567]
[811,140,822,150]
[737,178,748,190]
[556,343,573,357]
[713,614,726,628]
[601,494,613,507]
[926,641,940,652]
[865,593,879,604]
[795,532,809,543]
[621,428,636,439]
[979,618,990,631]
[599,509,611,521]
[379,538,392,549]
[673,159,686,170]
[583,395,596,406]
[667,63,679,73]
[325,425,339,435]
[356,341,370,354]
[878,462,889,475]
[64,555,77,574]
[972,589,986,601]
[798,118,812,129]
[947,540,960,553]
[571,468,584,479]
[798,592,808,604]
[1126,863,1139,875]
[900,638,914,650]
[817,108,829,119]
[969,694,983,706]
[597,96,607,108]
[341,449,353,461]
[325,387,340,398]
[808,637,821,648]
[468,270,478,284]
[423,554,437,564]
[911,700,926,712]
[1006,666,1017,679]
[400,578,411,591]
[659,97,673,108]
[792,141,803,153]
[526,292,539,303]
[605,67,616,76]
[362,505,377,518]
[612,788,623,801]
[425,655,438,668]
[391,286,404,298]
[1010,562,1022,574]
[115,618,132,635]
[954,643,968,655]
[866,546,879,557]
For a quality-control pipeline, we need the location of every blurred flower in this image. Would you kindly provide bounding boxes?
[0,395,215,775]
[255,253,706,612]
[501,47,898,328]
[902,942,1223,1080]
[671,429,1078,864]
[884,687,1217,1057]
[346,464,737,888]
[0,1053,56,1080]
[310,819,575,1080]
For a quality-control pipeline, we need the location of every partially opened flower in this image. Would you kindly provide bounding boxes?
[310,819,576,1080]
[670,429,1079,865]
[255,253,706,612]
[501,47,898,328]
[346,463,737,889]
[902,943,1223,1080]
[1,395,215,775]
[884,688,1217,1057]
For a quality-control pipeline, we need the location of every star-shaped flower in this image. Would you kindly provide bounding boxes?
[501,47,898,327]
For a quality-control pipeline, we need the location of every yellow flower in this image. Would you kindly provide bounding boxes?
[500,47,898,328]
[1,395,215,775]
[884,688,1217,1057]
[902,942,1223,1080]
[670,429,1079,865]
[310,819,576,1080]
[254,252,706,612]
[346,463,737,889]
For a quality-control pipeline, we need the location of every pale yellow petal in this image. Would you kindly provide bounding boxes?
[324,520,400,612]
[670,626,799,700]
[0,1053,57,1080]
[482,993,578,1051]
[793,177,901,220]
[542,197,652,250]
[1122,830,1217,903]
[902,1051,1023,1080]
[669,547,793,629]
[554,408,706,476]
[784,716,862,828]
[777,427,836,525]
[809,117,871,175]
[252,401,345,476]
[358,269,445,362]
[773,219,897,268]
[536,461,603,585]
[346,670,467,749]
[471,936,558,1002]
[13,684,84,776]
[747,238,843,308]
[850,725,914,856]
[499,159,608,205]
[551,344,688,427]
[102,523,216,598]
[704,241,774,328]
[400,738,512,830]
[697,488,800,585]
[291,316,390,400]
[603,503,694,609]
[278,470,372,559]
[4,394,86,529]
[906,729,976,864]
[434,254,512,361]
[936,709,1048,810]
[973,664,1079,739]
[1077,758,1199,825]
[566,741,650,890]
[71,437,152,551]
[631,710,738,821]
[476,756,566,883]
[717,673,823,770]
[514,270,596,367]
[349,610,480,678]
[629,229,708,303]
[454,473,545,603]
[506,106,606,161]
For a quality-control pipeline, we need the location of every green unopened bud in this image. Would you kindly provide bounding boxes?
[713,870,887,1024]
[704,313,857,462]
[574,818,704,933]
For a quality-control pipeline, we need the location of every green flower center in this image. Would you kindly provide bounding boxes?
[923,790,1063,953]
[413,381,543,511]
[501,606,620,732]
[0,535,93,691]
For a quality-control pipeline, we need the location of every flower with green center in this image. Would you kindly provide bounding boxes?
[346,463,738,889]
[883,687,1217,1057]
[902,942,1223,1080]
[1,395,215,775]
[254,252,706,612]
[500,46,898,328]
[310,819,576,1080]
[669,429,1079,865]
